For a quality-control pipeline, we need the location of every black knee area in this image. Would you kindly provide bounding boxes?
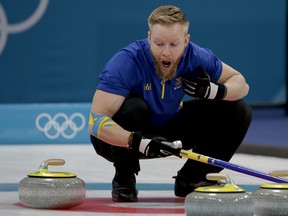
[90,97,150,174]
[90,134,141,173]
[90,135,114,162]
[113,97,151,131]
[229,99,252,128]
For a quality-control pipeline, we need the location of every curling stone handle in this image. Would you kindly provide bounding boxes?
[269,170,288,177]
[206,173,234,184]
[41,159,65,167]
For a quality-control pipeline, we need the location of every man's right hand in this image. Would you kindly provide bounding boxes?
[128,132,182,158]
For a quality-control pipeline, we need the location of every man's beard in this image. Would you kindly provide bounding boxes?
[153,55,182,81]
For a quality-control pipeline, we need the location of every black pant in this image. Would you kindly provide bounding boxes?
[90,97,252,181]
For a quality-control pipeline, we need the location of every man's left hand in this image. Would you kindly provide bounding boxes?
[182,75,227,100]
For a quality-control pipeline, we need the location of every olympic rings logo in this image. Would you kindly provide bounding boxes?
[0,0,49,55]
[35,112,86,139]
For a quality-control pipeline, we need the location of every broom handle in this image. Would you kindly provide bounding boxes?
[179,149,288,183]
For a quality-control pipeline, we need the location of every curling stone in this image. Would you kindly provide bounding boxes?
[185,173,254,216]
[252,170,288,216]
[18,159,86,209]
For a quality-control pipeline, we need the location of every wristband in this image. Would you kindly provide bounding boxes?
[214,83,227,100]
[127,131,142,150]
[208,82,218,99]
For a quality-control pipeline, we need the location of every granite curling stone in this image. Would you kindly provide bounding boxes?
[252,170,288,216]
[18,159,86,209]
[185,173,254,216]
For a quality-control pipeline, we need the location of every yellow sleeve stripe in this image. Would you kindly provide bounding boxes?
[89,112,95,125]
[89,112,116,137]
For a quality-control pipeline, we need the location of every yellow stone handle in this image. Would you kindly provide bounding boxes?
[40,159,65,168]
[206,173,234,184]
[269,170,288,177]
[27,159,76,177]
[195,173,245,192]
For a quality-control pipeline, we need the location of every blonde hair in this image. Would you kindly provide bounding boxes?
[148,5,190,34]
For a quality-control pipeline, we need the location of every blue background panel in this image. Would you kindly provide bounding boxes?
[0,0,286,105]
[0,103,90,144]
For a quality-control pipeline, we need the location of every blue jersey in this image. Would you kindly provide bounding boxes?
[97,38,222,125]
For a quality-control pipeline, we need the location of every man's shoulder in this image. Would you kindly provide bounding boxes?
[118,38,151,64]
[123,38,149,52]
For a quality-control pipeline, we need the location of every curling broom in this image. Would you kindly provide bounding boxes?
[179,149,288,183]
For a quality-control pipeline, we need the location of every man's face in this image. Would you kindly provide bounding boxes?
[148,23,189,80]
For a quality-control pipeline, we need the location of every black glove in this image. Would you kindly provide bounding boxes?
[182,74,227,100]
[128,132,182,158]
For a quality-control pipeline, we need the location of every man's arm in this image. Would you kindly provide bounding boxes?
[88,90,182,157]
[88,89,131,147]
[217,62,249,101]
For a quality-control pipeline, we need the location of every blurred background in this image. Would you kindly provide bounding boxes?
[0,0,287,149]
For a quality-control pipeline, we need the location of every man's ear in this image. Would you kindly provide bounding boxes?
[148,31,151,44]
[185,34,190,47]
